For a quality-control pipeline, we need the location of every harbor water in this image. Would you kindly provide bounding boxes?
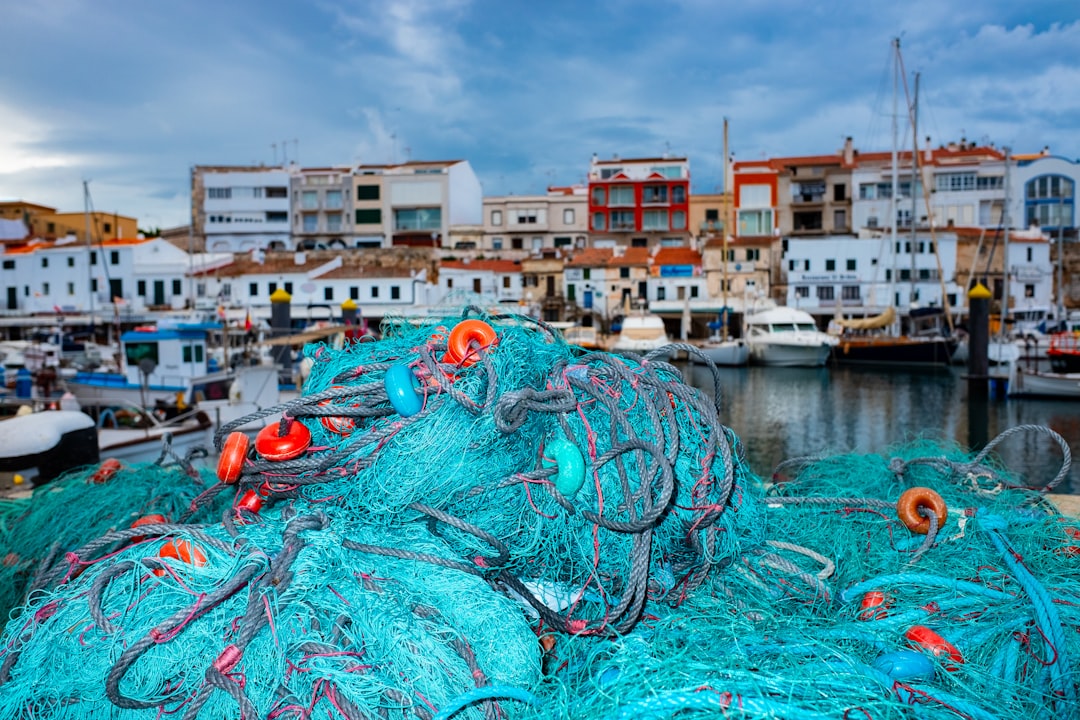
[679,362,1080,494]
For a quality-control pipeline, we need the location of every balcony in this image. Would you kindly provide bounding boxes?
[699,220,724,233]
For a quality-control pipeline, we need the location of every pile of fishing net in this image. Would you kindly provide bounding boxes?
[0,308,1076,719]
[0,455,226,630]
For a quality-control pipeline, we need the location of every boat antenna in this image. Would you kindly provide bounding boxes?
[890,37,900,333]
[83,180,95,334]
[722,117,731,342]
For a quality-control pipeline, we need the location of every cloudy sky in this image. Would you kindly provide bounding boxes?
[2,1,1077,229]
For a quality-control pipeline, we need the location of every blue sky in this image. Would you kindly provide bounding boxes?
[2,1,1078,230]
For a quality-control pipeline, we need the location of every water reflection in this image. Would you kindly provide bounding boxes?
[680,363,1078,494]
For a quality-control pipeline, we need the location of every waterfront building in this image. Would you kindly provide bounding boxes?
[194,166,293,253]
[436,259,523,306]
[195,250,432,325]
[1,237,200,314]
[351,160,482,249]
[0,200,137,244]
[700,235,774,306]
[520,249,567,322]
[291,167,355,250]
[563,247,651,327]
[781,232,963,322]
[1009,152,1078,235]
[688,192,732,250]
[587,156,691,249]
[482,186,588,253]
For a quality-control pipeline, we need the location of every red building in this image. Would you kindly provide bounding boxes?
[587,155,691,248]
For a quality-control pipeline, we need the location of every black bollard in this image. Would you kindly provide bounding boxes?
[967,283,991,450]
[270,288,293,374]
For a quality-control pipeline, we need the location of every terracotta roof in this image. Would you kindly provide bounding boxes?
[566,247,651,268]
[704,235,774,248]
[441,259,521,273]
[652,248,701,266]
[205,253,422,278]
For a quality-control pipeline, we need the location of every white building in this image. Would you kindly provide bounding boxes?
[436,259,524,304]
[482,187,589,253]
[1009,153,1078,235]
[2,237,206,314]
[195,166,293,252]
[782,233,962,319]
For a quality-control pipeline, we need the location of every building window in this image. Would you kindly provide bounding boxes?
[705,208,719,221]
[67,282,75,295]
[91,279,97,292]
[672,211,686,230]
[514,210,539,224]
[172,279,182,295]
[657,286,666,300]
[325,190,343,209]
[266,186,287,198]
[491,210,503,226]
[1,259,13,269]
[208,187,231,199]
[394,207,441,231]
[326,214,342,232]
[553,236,571,247]
[503,276,511,289]
[91,251,98,265]
[355,208,381,224]
[825,259,836,271]
[642,210,669,231]
[834,209,847,229]
[610,211,635,231]
[41,257,48,268]
[591,212,606,230]
[266,211,287,223]
[110,251,120,265]
[817,286,834,301]
[619,267,630,279]
[472,278,482,293]
[563,208,574,225]
[512,237,523,249]
[303,214,318,232]
[846,259,856,271]
[631,237,648,248]
[67,257,74,267]
[738,209,773,236]
[746,248,760,261]
[391,286,400,300]
[324,287,334,301]
[372,286,379,298]
[591,187,606,206]
[1025,283,1035,298]
[609,186,634,206]
[492,237,503,250]
[284,282,293,294]
[356,185,379,201]
[841,286,860,300]
[138,280,146,296]
[350,286,358,300]
[447,278,454,289]
[249,282,258,296]
[301,190,318,209]
[672,186,686,204]
[642,185,668,204]
[42,282,50,294]
[583,269,591,280]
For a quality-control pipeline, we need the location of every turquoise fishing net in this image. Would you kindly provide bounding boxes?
[0,309,1077,719]
[0,458,224,631]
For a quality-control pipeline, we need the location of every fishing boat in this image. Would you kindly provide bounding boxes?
[611,310,672,359]
[745,306,838,367]
[1047,332,1080,373]
[1007,363,1080,399]
[694,332,749,366]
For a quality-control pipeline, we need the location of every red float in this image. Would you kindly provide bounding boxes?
[255,419,312,462]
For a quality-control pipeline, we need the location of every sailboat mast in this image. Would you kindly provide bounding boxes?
[910,72,919,303]
[1000,148,1011,341]
[890,38,900,316]
[83,181,95,329]
[722,117,730,341]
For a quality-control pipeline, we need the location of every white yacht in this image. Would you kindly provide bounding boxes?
[611,312,672,359]
[692,335,750,367]
[745,307,838,367]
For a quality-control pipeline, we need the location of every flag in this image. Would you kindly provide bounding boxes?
[244,310,252,332]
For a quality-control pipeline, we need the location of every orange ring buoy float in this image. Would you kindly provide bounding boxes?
[443,319,498,368]
[904,624,964,668]
[130,513,167,543]
[236,488,264,516]
[896,487,947,535]
[255,419,312,462]
[91,458,122,484]
[217,432,250,484]
[318,385,357,435]
[153,538,208,577]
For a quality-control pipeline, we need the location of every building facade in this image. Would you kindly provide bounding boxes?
[194,166,293,253]
[482,186,588,253]
[290,167,354,250]
[587,156,691,248]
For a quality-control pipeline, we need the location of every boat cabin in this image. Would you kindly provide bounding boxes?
[120,323,214,390]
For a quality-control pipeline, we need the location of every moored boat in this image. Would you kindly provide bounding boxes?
[745,306,837,367]
[1007,363,1080,399]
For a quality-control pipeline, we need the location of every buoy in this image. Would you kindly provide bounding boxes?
[130,514,167,543]
[443,319,498,368]
[255,419,312,462]
[896,487,948,535]
[904,625,964,668]
[872,649,936,681]
[90,458,122,484]
[385,364,423,417]
[542,437,586,497]
[217,432,250,484]
[318,386,357,435]
[858,590,889,620]
[236,488,264,516]
[153,538,208,577]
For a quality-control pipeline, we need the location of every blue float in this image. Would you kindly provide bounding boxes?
[543,437,586,497]
[385,364,423,417]
[871,650,936,681]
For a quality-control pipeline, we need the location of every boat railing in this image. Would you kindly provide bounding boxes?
[94,399,209,431]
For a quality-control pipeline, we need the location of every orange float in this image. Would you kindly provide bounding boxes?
[904,624,964,669]
[442,319,498,368]
[255,420,311,462]
[896,487,947,535]
[153,538,208,577]
[130,513,167,543]
[217,432,250,484]
[91,458,122,484]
